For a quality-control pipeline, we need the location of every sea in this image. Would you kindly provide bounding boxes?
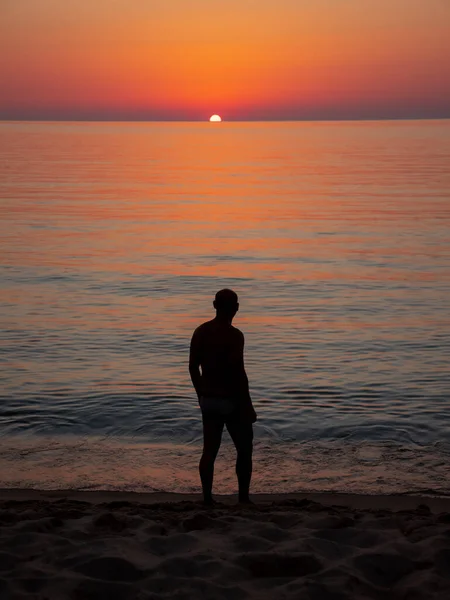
[1,120,449,496]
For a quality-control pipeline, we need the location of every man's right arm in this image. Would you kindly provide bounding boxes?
[189,329,202,402]
[235,331,257,423]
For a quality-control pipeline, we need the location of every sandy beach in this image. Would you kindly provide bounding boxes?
[0,490,449,599]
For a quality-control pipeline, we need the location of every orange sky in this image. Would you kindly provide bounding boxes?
[1,0,449,120]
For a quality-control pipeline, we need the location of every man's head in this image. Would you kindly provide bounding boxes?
[213,288,239,320]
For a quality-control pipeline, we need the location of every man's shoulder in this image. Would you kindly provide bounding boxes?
[192,321,244,339]
[231,325,245,341]
[192,320,215,336]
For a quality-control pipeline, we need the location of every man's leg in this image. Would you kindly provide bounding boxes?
[200,414,224,505]
[226,419,253,503]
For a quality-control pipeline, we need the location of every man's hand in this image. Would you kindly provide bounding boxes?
[240,402,257,424]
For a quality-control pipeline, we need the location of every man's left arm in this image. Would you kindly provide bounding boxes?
[189,329,202,402]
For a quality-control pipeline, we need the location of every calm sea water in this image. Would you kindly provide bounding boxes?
[1,120,449,495]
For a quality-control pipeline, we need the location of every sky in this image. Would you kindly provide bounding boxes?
[1,0,450,121]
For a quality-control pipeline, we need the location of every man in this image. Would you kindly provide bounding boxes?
[189,289,257,505]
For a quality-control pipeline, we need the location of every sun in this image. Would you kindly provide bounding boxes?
[209,114,222,122]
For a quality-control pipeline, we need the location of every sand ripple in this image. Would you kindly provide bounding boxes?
[0,495,450,599]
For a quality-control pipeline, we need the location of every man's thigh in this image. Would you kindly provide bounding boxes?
[202,413,225,453]
[226,418,253,454]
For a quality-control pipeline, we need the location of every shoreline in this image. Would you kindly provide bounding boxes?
[2,434,448,498]
[2,487,450,512]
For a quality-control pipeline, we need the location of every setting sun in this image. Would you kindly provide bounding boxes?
[209,115,222,122]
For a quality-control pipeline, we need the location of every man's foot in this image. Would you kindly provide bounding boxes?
[238,496,255,506]
[202,496,217,507]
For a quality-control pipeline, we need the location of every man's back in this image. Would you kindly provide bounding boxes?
[190,319,244,399]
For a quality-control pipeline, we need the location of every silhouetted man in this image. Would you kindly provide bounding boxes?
[189,289,257,505]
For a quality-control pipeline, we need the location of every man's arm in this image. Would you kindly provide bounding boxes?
[189,329,202,402]
[236,331,257,423]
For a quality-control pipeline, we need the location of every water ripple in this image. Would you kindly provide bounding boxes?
[0,120,449,492]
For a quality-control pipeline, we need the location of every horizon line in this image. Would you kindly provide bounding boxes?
[1,116,450,124]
